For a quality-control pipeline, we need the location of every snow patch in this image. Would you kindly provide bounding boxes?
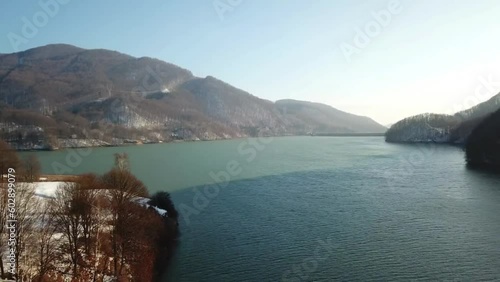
[133,197,168,216]
[30,181,65,198]
[28,182,168,216]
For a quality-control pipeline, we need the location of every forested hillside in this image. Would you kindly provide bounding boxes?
[0,44,386,150]
[386,93,500,143]
[466,109,500,169]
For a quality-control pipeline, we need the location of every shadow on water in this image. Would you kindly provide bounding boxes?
[465,163,500,176]
[385,141,465,151]
[162,167,500,282]
[162,169,365,281]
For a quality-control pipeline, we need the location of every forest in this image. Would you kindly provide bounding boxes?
[465,109,500,170]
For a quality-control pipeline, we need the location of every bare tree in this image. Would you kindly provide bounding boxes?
[0,140,21,279]
[14,183,41,281]
[34,201,60,282]
[51,183,86,279]
[120,204,164,282]
[0,183,8,278]
[90,193,109,282]
[0,140,20,182]
[21,154,41,182]
[114,153,130,171]
[101,162,148,277]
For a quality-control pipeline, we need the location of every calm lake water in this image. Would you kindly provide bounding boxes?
[29,137,500,281]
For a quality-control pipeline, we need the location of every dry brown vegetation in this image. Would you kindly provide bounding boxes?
[0,144,179,281]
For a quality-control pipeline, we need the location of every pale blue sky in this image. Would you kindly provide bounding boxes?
[1,0,500,124]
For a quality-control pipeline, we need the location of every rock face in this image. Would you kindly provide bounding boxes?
[386,94,500,144]
[0,44,386,148]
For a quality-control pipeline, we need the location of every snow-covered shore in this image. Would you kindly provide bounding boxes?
[28,181,167,216]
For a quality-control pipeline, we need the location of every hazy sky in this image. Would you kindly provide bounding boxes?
[1,0,500,125]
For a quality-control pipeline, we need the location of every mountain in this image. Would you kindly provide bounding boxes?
[275,99,387,134]
[0,44,386,149]
[386,93,500,143]
[466,109,500,169]
[179,76,287,136]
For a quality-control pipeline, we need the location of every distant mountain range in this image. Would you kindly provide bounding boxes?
[0,44,385,148]
[386,92,500,144]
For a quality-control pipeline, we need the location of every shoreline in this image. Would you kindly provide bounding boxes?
[12,133,387,152]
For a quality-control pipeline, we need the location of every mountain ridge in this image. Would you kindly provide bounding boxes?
[0,44,386,149]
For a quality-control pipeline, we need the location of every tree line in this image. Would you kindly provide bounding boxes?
[0,141,179,281]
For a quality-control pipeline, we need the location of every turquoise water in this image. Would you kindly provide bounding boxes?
[30,137,500,281]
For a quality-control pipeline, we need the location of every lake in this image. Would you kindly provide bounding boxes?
[29,137,500,281]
